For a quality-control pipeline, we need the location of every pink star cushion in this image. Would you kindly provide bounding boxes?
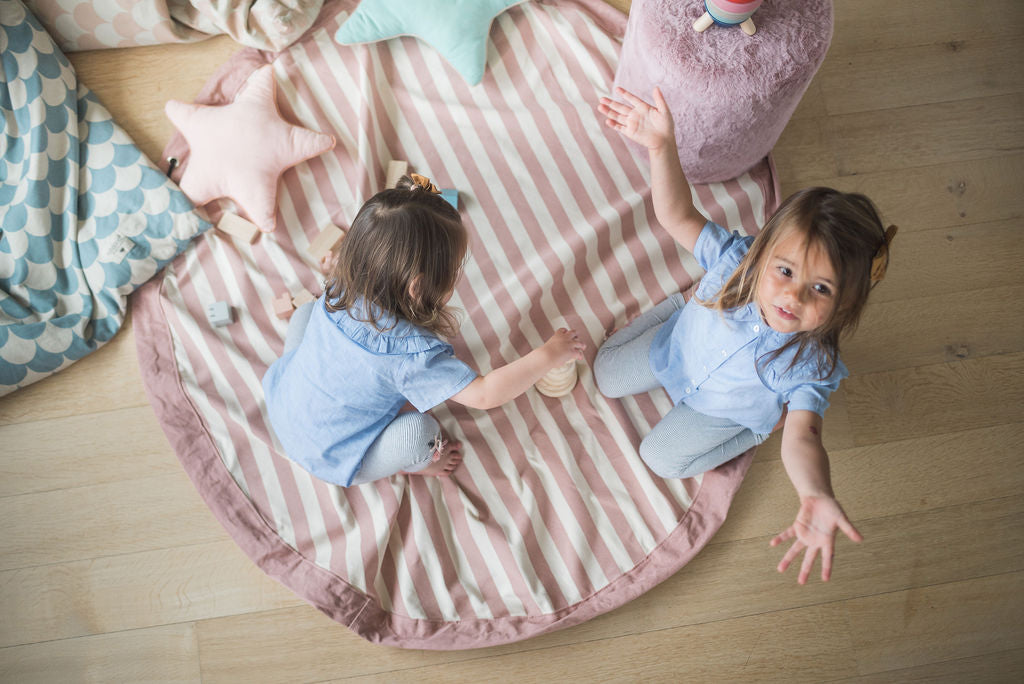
[165,65,335,232]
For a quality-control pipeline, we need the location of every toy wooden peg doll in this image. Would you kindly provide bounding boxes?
[693,0,763,36]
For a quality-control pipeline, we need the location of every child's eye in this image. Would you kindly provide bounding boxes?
[813,283,832,296]
[777,266,793,277]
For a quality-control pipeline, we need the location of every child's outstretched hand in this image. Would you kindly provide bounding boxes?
[598,86,674,151]
[771,495,863,585]
[544,328,586,366]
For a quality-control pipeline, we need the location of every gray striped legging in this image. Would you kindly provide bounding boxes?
[593,294,767,479]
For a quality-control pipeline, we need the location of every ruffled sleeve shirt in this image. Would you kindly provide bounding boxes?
[648,222,847,435]
[262,297,478,485]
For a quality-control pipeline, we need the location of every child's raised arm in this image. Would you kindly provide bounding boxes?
[598,87,706,253]
[450,329,584,411]
[771,410,864,584]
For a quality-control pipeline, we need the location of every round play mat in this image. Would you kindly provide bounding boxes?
[132,0,778,649]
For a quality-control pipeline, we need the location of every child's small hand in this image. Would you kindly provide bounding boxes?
[771,495,863,585]
[598,86,674,151]
[544,328,586,366]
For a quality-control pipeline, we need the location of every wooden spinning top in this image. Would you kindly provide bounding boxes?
[535,360,578,398]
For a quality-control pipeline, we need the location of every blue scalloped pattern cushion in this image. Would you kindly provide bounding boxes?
[0,0,209,396]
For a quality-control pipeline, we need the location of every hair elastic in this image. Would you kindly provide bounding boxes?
[410,173,441,194]
[870,225,898,285]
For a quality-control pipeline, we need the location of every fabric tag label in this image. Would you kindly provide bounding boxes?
[100,233,136,263]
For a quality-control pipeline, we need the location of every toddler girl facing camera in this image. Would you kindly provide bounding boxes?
[263,174,584,486]
[596,87,896,583]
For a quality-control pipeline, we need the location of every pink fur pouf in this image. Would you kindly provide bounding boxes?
[614,0,833,183]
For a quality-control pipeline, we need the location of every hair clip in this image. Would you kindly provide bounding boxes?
[870,225,898,284]
[410,173,441,194]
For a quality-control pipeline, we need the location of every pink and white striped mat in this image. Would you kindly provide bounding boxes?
[133,0,778,649]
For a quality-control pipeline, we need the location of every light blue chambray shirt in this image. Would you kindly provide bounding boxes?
[262,297,477,486]
[649,222,847,434]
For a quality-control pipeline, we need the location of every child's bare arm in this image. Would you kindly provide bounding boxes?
[450,329,584,411]
[598,87,705,253]
[779,410,834,499]
[771,410,863,584]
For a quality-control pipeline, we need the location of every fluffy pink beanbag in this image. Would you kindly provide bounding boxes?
[614,0,833,183]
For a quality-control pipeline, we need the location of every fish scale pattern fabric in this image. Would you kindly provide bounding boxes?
[23,0,326,52]
[0,0,208,396]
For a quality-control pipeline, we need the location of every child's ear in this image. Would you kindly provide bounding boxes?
[407,274,423,303]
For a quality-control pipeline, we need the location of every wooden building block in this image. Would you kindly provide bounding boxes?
[306,225,345,262]
[216,212,261,244]
[535,360,578,398]
[385,160,408,189]
[205,301,233,327]
[273,293,295,320]
[291,289,316,308]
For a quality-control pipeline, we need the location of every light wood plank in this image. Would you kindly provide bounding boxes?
[67,36,241,163]
[645,498,1024,639]
[843,285,1024,375]
[820,383,855,452]
[858,220,1024,305]
[790,78,828,122]
[826,94,1024,179]
[836,648,1024,683]
[192,495,1023,680]
[196,606,466,683]
[0,472,226,572]
[601,0,630,14]
[773,117,838,185]
[830,0,1024,56]
[336,572,1024,684]
[0,624,200,684]
[843,353,1024,446]
[335,604,858,684]
[818,39,1024,115]
[0,316,149,427]
[193,598,856,683]
[790,154,1024,235]
[686,497,1023,627]
[0,406,178,498]
[846,571,1024,675]
[721,422,1024,544]
[776,95,1024,185]
[0,540,301,648]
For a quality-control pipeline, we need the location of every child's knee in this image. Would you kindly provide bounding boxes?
[391,412,440,448]
[639,435,688,479]
[638,433,715,480]
[593,344,624,397]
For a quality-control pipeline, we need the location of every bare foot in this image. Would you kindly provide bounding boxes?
[404,439,463,477]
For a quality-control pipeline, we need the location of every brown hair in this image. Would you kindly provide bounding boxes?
[702,187,891,378]
[324,175,468,338]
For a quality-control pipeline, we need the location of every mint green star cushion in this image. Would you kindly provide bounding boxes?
[334,0,527,86]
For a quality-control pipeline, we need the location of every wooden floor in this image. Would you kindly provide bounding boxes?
[2,0,1023,681]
